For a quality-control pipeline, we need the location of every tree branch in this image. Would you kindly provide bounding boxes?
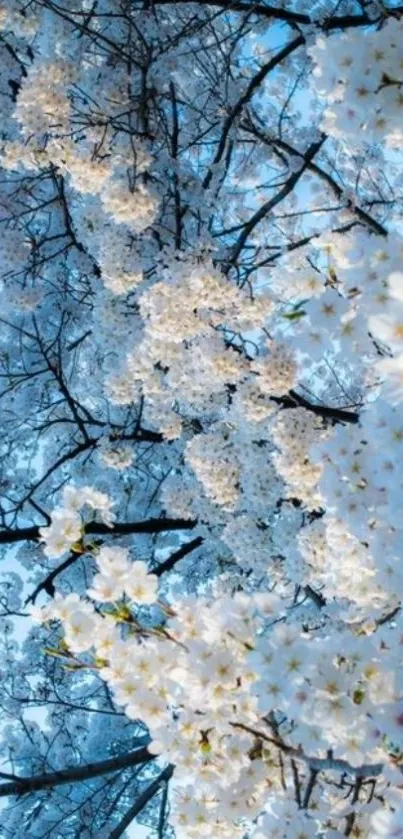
[109,766,174,839]
[0,745,156,798]
[271,389,359,424]
[138,0,402,30]
[154,536,204,576]
[231,722,384,778]
[0,518,198,545]
[228,136,326,265]
[25,535,204,605]
[241,119,388,236]
[203,35,304,190]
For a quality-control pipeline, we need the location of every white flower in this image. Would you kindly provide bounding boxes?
[370,795,403,838]
[101,270,143,296]
[369,303,403,350]
[305,290,350,335]
[64,609,97,653]
[124,561,158,604]
[96,546,130,580]
[93,622,121,658]
[50,593,84,622]
[77,486,116,526]
[61,485,115,525]
[376,353,403,404]
[101,181,158,231]
[388,272,403,303]
[40,509,82,558]
[113,674,142,706]
[127,687,167,727]
[373,701,403,750]
[100,445,135,470]
[87,573,123,603]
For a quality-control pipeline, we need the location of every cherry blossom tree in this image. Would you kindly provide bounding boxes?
[1,0,403,837]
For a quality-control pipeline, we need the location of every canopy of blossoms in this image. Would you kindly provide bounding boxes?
[1,1,403,838]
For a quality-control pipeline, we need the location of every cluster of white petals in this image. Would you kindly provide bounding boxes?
[186,428,240,509]
[14,62,74,137]
[271,408,325,506]
[16,11,403,839]
[0,3,38,36]
[101,181,158,232]
[252,341,297,396]
[39,486,115,558]
[46,138,111,194]
[34,535,403,837]
[310,21,403,147]
[99,443,135,471]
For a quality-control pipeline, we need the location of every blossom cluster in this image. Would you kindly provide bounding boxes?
[271,408,325,507]
[100,181,158,233]
[14,62,73,137]
[251,341,297,396]
[39,486,115,559]
[309,20,403,148]
[33,532,403,837]
[186,427,241,509]
[14,10,403,838]
[106,256,276,441]
[1,5,38,35]
[99,441,135,471]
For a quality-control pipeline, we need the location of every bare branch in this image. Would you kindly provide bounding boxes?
[0,746,155,798]
[0,518,198,545]
[109,766,174,839]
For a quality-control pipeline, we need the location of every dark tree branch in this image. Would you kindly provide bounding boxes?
[21,427,163,509]
[137,0,402,30]
[169,81,183,249]
[228,136,326,265]
[0,746,156,798]
[147,0,311,24]
[25,550,82,605]
[241,118,388,236]
[203,35,304,190]
[109,766,174,839]
[154,536,204,576]
[271,389,359,424]
[0,518,197,545]
[26,536,204,605]
[88,518,198,537]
